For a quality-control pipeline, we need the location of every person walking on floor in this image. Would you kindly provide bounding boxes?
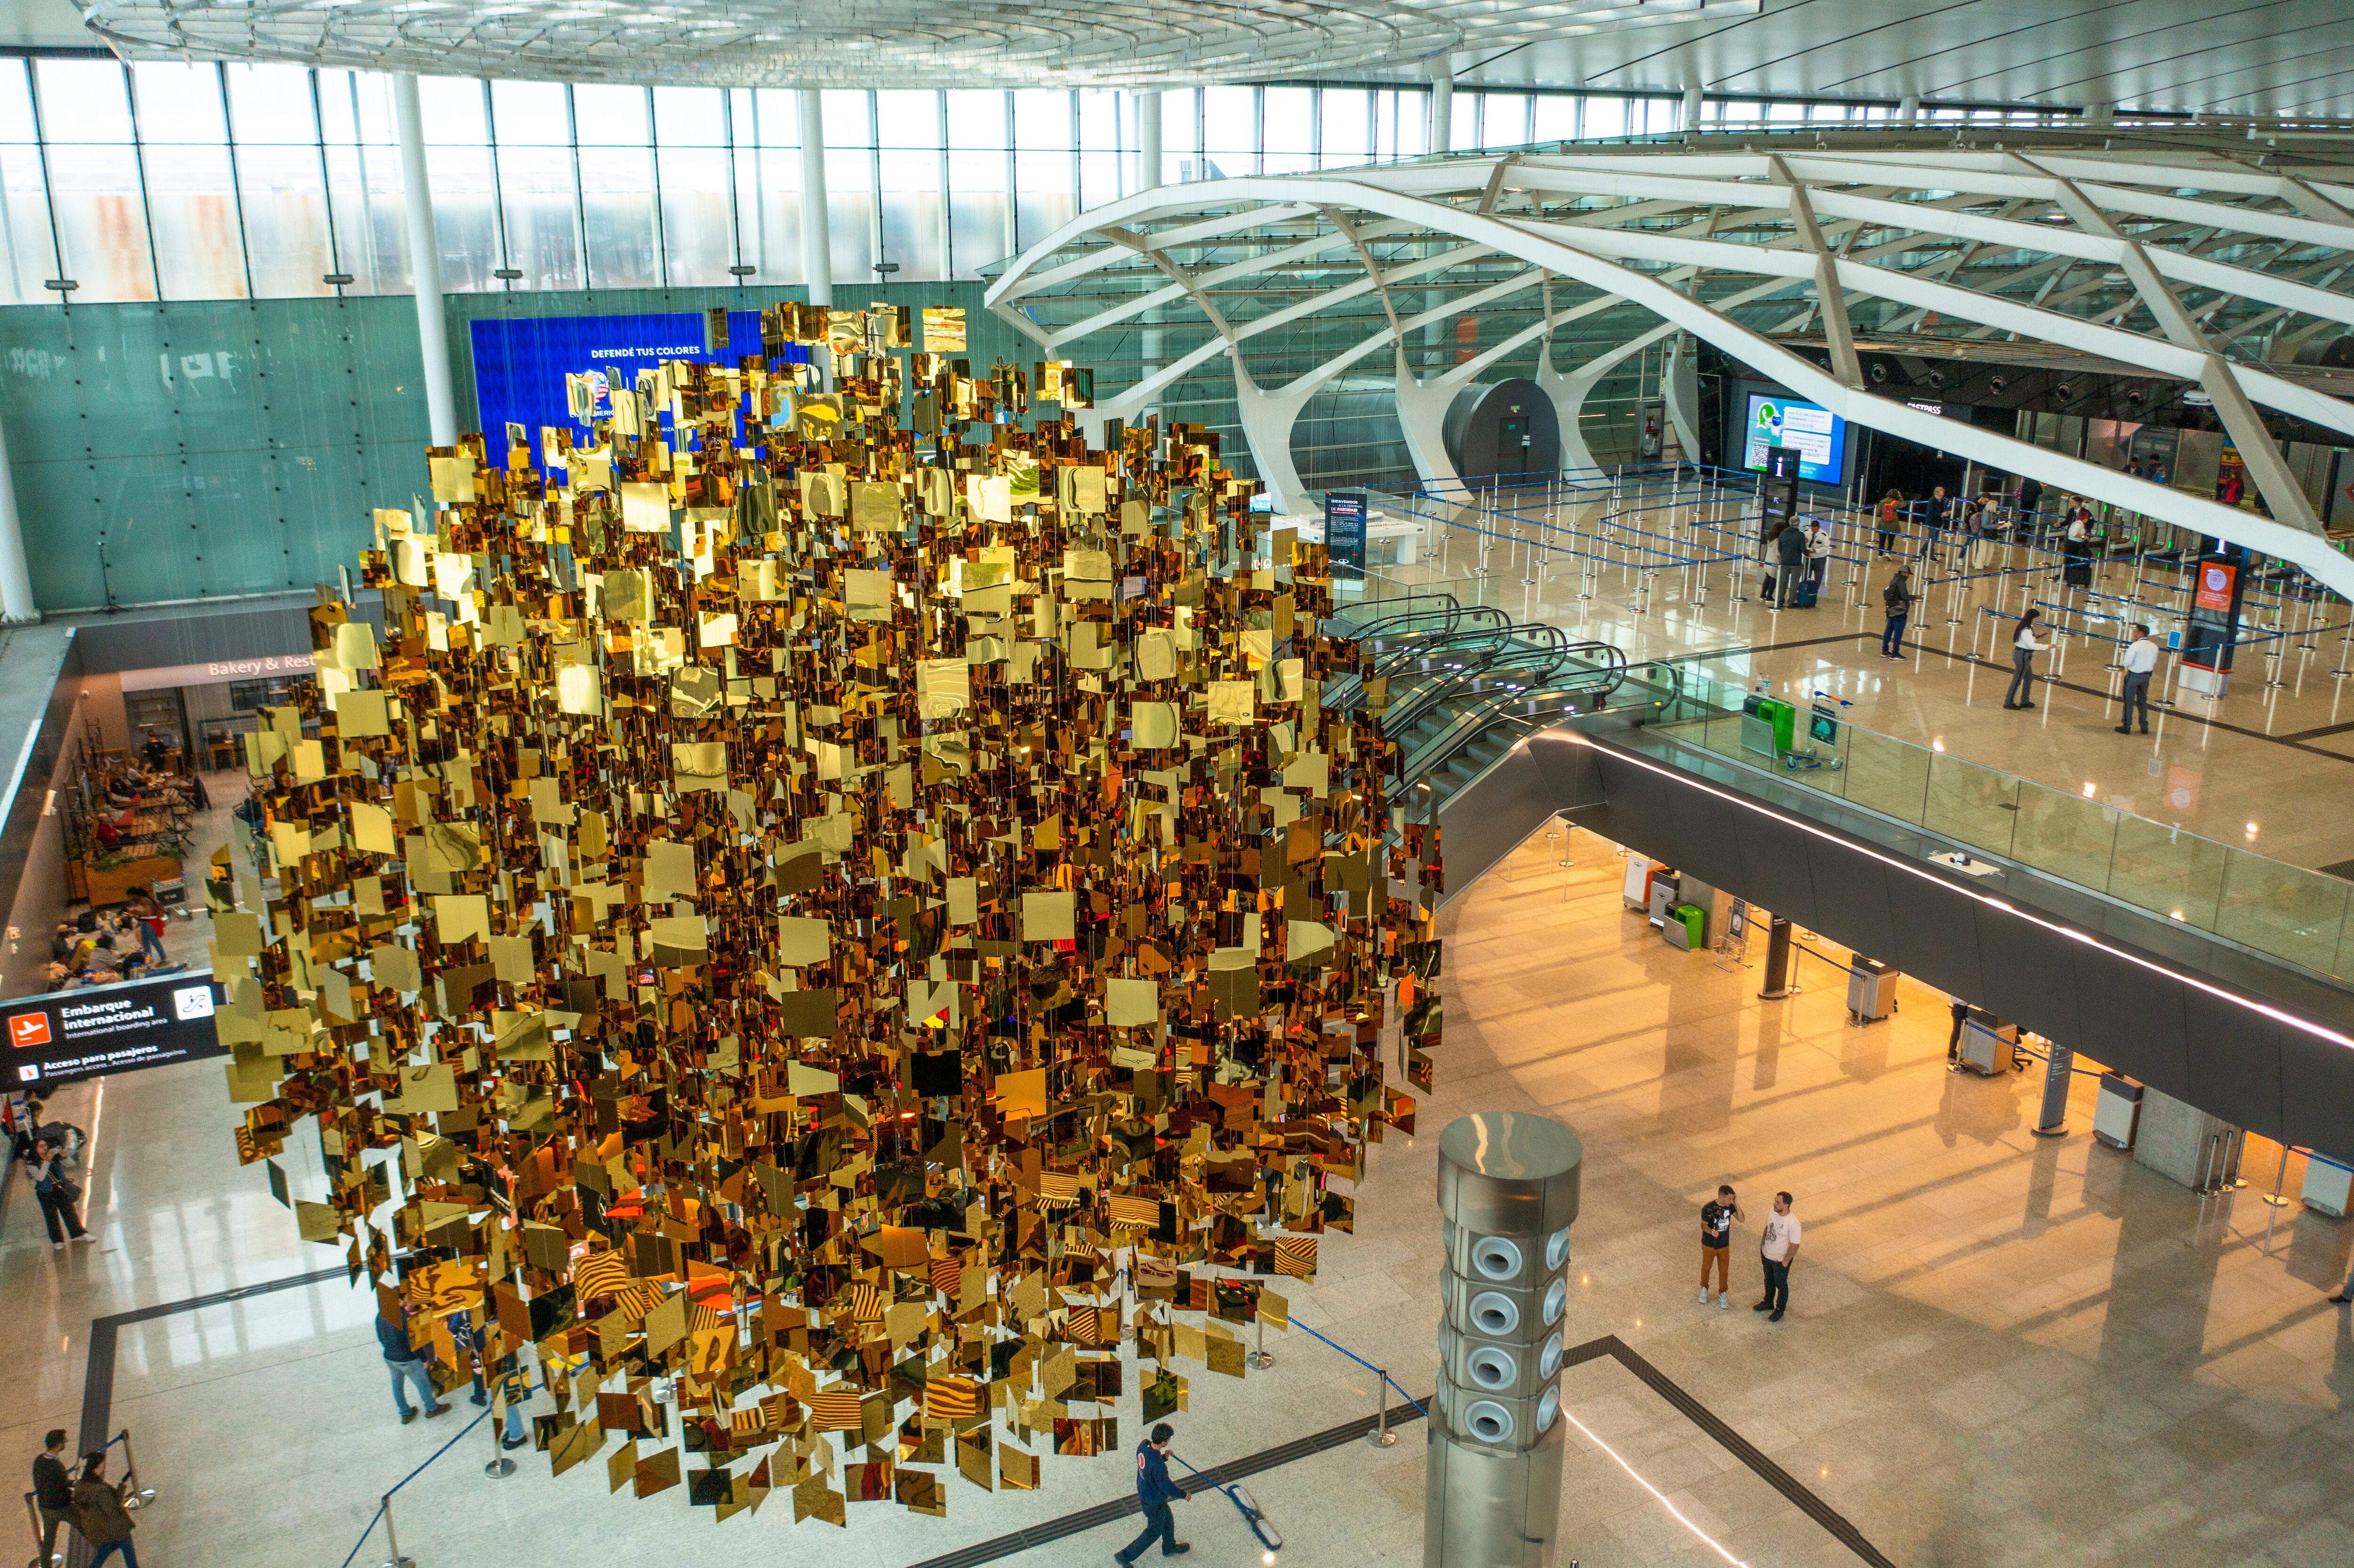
[2330,1248,2353,1304]
[378,1302,451,1425]
[1753,1192,1802,1323]
[2003,608,2049,710]
[1774,515,1808,607]
[1806,519,1834,594]
[1876,489,1903,555]
[27,1138,92,1250]
[1114,1422,1192,1563]
[2116,622,2158,735]
[1881,566,1917,659]
[71,1450,138,1568]
[34,1429,78,1566]
[1698,1184,1743,1309]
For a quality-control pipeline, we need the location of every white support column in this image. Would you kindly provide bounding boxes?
[2085,101,2115,127]
[797,88,832,308]
[1898,95,1919,128]
[1682,86,1703,132]
[1428,59,1453,156]
[0,414,33,621]
[1133,91,1162,193]
[393,75,457,447]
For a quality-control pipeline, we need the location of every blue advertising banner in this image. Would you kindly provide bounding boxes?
[1324,491,1368,580]
[469,310,796,457]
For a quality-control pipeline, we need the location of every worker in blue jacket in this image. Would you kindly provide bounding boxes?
[1113,1421,1192,1563]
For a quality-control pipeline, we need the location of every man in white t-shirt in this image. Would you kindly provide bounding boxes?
[1753,1191,1802,1323]
[2115,622,2159,736]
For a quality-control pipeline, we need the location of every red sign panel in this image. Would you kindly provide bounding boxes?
[2194,562,2237,614]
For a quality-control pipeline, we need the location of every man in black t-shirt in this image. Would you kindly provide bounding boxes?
[1698,1184,1743,1309]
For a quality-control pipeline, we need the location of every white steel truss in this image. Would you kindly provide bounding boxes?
[986,132,2354,598]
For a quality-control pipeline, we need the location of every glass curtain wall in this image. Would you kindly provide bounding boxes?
[0,54,2071,306]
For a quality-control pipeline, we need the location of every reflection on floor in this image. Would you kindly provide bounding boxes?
[1375,528,2354,873]
[8,827,2352,1568]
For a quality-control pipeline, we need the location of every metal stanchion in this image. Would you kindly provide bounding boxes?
[23,1488,59,1568]
[2262,1143,2297,1208]
[1365,1372,1396,1447]
[115,1434,154,1510]
[380,1494,416,1568]
[1247,1314,1274,1371]
[481,1354,516,1479]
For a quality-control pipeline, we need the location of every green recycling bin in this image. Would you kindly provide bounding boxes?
[1673,903,1706,949]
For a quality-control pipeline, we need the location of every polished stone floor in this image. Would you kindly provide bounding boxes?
[1380,516,2354,876]
[8,821,2351,1568]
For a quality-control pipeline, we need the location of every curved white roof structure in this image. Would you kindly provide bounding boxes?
[986,133,2354,598]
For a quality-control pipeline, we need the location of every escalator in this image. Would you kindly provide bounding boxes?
[1341,603,2354,1164]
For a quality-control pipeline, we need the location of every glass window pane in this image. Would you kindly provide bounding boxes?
[822,89,871,148]
[658,144,733,285]
[949,91,1005,151]
[1077,89,1119,153]
[425,145,497,291]
[1584,97,1628,138]
[418,74,486,145]
[878,146,941,280]
[1176,87,1202,179]
[1013,89,1066,151]
[1482,93,1528,148]
[877,90,937,150]
[1262,88,1318,160]
[144,137,242,298]
[0,55,34,142]
[1014,148,1073,253]
[1533,94,1578,143]
[238,142,334,296]
[742,141,802,284]
[225,63,316,144]
[1322,88,1368,167]
[132,62,228,143]
[1204,87,1254,175]
[1450,92,1477,152]
[322,141,402,292]
[36,59,133,142]
[44,142,153,300]
[823,146,874,281]
[491,80,569,147]
[316,68,359,143]
[1769,101,1805,122]
[653,87,724,146]
[0,135,52,303]
[1393,89,1427,158]
[1079,148,1119,209]
[579,144,659,286]
[492,144,578,289]
[947,147,1006,279]
[750,90,799,147]
[350,71,398,144]
[574,83,649,147]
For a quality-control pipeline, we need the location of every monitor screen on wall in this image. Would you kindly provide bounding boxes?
[1740,393,1847,487]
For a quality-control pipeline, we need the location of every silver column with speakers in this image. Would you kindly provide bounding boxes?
[1426,1112,1582,1568]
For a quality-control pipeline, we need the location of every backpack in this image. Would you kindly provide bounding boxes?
[1879,499,1899,525]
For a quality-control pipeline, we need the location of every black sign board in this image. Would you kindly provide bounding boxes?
[1324,491,1368,580]
[2,971,227,1088]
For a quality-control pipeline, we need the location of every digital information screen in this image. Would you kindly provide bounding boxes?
[1741,393,1848,486]
[469,311,810,459]
[3,972,227,1087]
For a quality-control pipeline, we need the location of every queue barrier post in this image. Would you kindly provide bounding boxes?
[1365,1369,1396,1448]
[379,1493,415,1568]
[23,1488,58,1568]
[113,1432,154,1510]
